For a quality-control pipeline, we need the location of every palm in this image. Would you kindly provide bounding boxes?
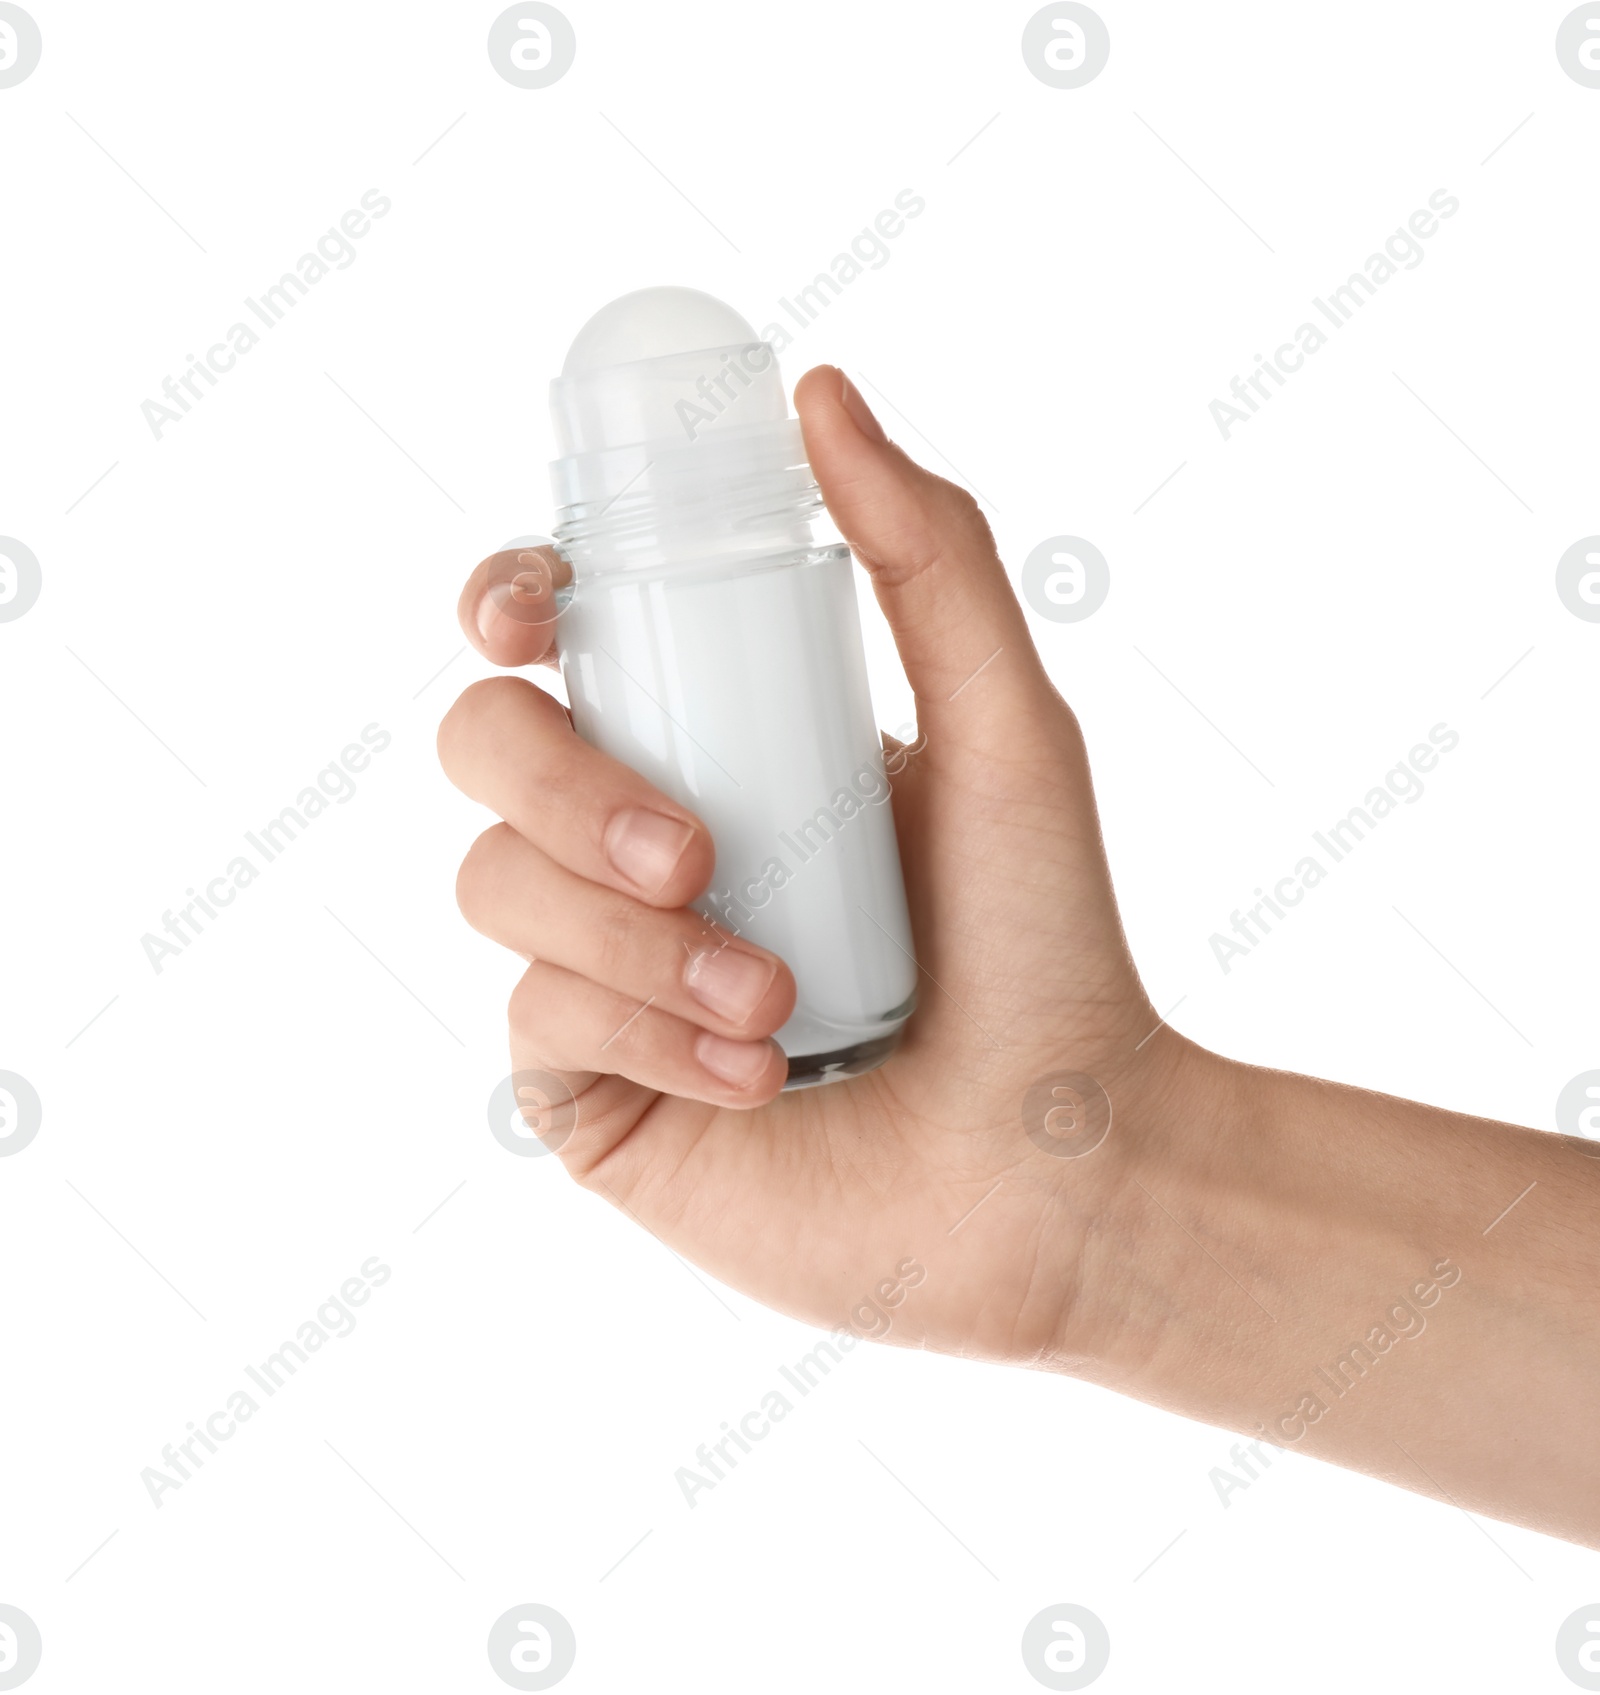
[572,685,1157,1363]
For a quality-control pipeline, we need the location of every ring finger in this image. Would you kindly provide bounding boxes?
[459,823,796,1041]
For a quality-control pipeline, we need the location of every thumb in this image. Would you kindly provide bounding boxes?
[794,365,1049,733]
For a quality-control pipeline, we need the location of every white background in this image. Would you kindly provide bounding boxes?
[3,2,1598,1690]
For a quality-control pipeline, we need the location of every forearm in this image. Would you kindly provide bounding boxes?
[1077,1038,1600,1547]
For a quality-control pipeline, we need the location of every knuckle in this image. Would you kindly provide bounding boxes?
[915,472,995,562]
[458,672,525,728]
[1048,692,1086,750]
[506,968,537,1039]
[437,675,512,777]
[455,822,518,927]
[435,703,464,776]
[506,968,560,1064]
[938,477,985,526]
[591,898,650,984]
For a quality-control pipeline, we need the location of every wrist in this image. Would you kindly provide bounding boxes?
[1038,1029,1253,1384]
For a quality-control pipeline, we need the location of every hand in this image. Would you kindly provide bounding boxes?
[440,368,1600,1547]
[438,367,1191,1368]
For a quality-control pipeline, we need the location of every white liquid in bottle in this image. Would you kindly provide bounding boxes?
[548,288,917,1086]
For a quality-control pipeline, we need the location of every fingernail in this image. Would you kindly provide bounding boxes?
[476,588,505,645]
[480,556,555,643]
[695,1031,775,1088]
[839,371,888,444]
[604,808,695,895]
[686,944,777,1025]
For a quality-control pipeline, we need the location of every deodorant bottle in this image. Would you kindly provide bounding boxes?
[548,287,917,1087]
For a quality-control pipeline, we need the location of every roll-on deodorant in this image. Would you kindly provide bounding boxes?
[548,287,916,1087]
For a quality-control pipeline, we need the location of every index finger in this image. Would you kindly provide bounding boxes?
[457,545,572,669]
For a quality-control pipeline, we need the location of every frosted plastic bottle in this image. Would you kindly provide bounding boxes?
[548,287,917,1087]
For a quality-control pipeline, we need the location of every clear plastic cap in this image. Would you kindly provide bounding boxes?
[549,288,819,574]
